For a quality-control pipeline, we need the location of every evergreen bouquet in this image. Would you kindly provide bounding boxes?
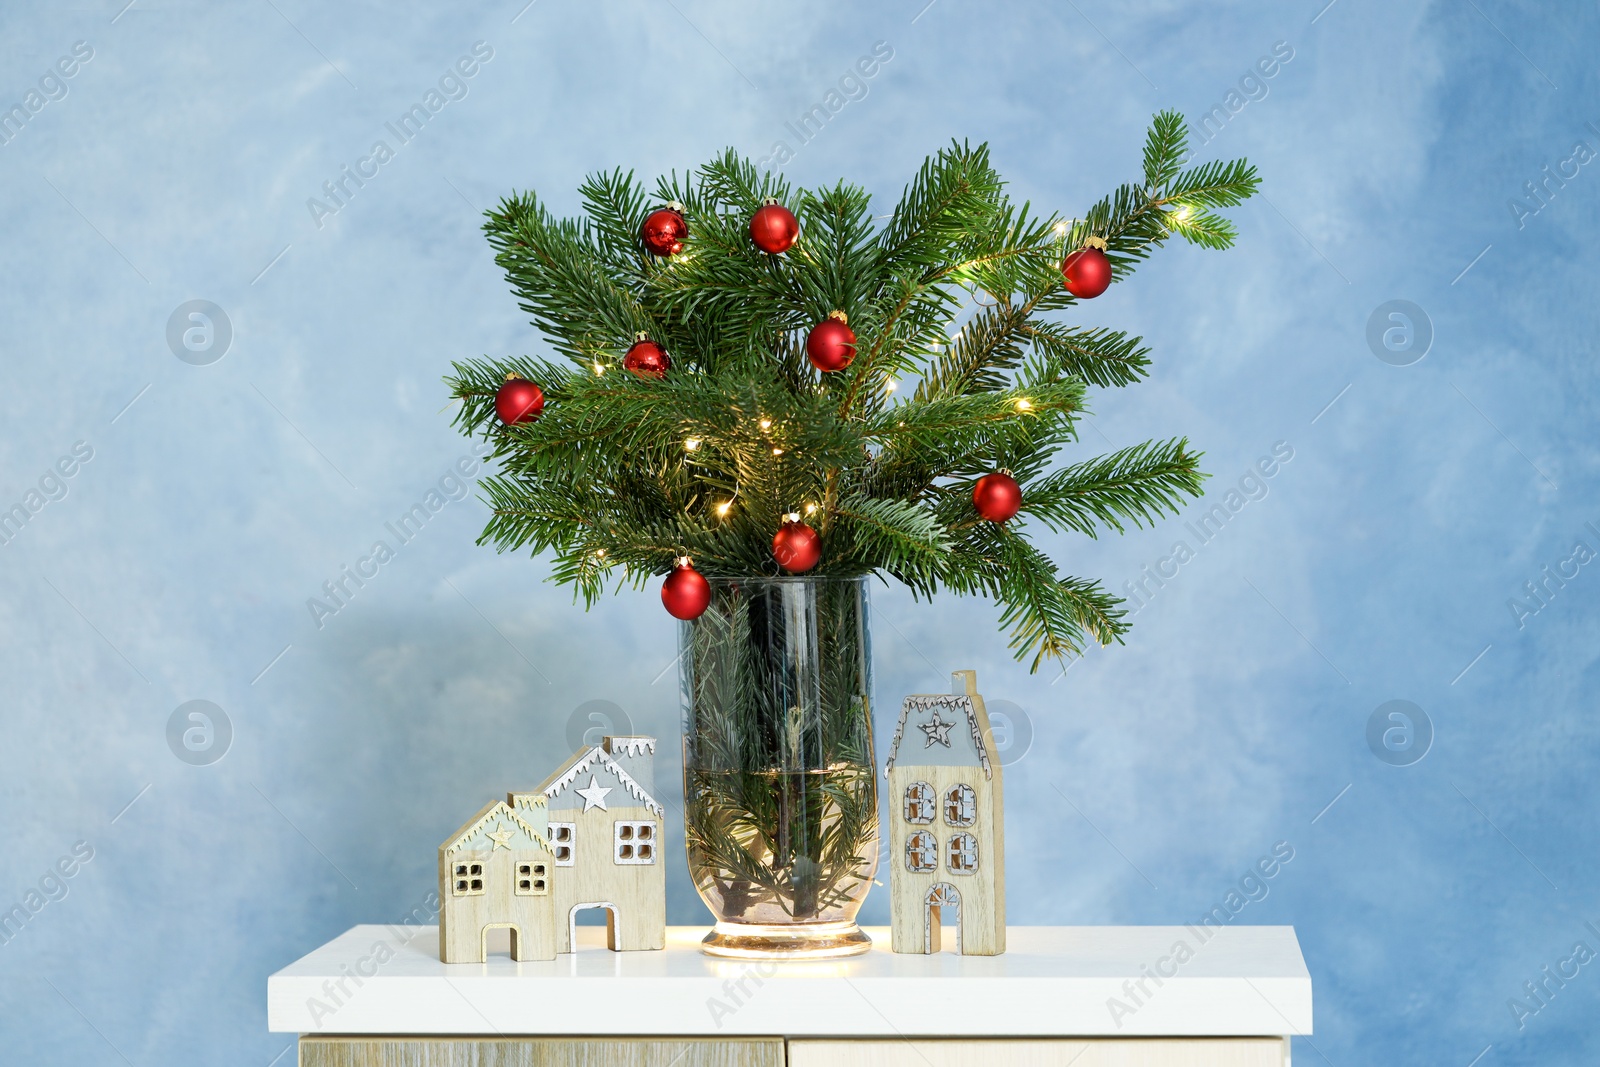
[445,113,1258,944]
[446,111,1257,669]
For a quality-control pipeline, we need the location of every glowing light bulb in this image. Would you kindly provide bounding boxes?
[884,379,898,393]
[1053,220,1069,236]
[1172,205,1192,223]
[804,503,817,515]
[772,447,784,456]
[715,501,732,517]
[1015,398,1033,412]
[593,362,606,376]
[684,438,701,451]
[759,418,772,431]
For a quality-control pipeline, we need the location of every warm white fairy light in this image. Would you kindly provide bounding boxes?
[1015,398,1033,412]
[772,447,784,456]
[884,378,898,393]
[593,361,606,376]
[759,418,772,431]
[804,503,817,515]
[715,501,733,517]
[1053,220,1069,236]
[1171,205,1192,223]
[684,437,701,451]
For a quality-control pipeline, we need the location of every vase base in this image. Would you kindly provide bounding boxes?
[699,920,873,960]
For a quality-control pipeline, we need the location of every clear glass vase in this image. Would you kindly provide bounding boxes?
[679,576,879,959]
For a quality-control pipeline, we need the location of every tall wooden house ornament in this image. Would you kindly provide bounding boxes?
[884,670,1005,955]
[437,735,666,963]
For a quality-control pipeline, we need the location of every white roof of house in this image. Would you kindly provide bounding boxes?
[537,746,664,816]
[884,691,994,780]
[440,799,553,854]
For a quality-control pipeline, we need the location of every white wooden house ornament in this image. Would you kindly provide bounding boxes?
[437,735,666,963]
[884,670,1005,955]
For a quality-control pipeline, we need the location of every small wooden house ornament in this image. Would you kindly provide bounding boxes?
[438,798,558,963]
[884,670,1005,955]
[437,735,666,963]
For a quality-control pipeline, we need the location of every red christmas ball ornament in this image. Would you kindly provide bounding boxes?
[972,471,1022,523]
[749,198,799,255]
[494,374,544,425]
[1061,236,1112,299]
[806,311,856,372]
[641,203,688,257]
[624,333,671,379]
[661,556,711,620]
[771,513,821,573]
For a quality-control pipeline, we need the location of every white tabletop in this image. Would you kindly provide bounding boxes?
[268,924,1311,1037]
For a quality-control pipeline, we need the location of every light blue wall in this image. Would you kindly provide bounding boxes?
[1,2,1595,1062]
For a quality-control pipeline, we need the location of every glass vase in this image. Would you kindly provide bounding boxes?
[679,576,878,959]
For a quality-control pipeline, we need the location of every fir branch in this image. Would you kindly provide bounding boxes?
[832,495,949,582]
[1142,110,1188,191]
[1020,438,1205,537]
[1167,158,1260,207]
[577,168,652,277]
[1164,208,1238,250]
[1019,323,1150,389]
[945,527,1125,668]
[877,141,1002,271]
[912,300,1031,402]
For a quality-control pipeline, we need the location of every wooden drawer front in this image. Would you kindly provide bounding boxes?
[787,1038,1288,1067]
[299,1037,786,1067]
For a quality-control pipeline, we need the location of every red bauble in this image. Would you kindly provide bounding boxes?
[750,199,799,254]
[641,204,688,257]
[772,517,821,573]
[1061,240,1112,299]
[494,375,544,424]
[806,311,856,372]
[973,472,1022,523]
[661,558,711,620]
[624,336,671,379]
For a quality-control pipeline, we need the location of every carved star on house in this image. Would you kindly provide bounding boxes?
[575,774,613,811]
[919,710,954,748]
[486,824,515,850]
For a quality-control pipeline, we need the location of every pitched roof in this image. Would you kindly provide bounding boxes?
[537,745,664,816]
[440,799,553,854]
[884,677,994,780]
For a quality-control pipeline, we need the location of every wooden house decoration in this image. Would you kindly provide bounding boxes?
[437,735,666,963]
[437,798,557,963]
[518,734,666,953]
[884,670,1005,955]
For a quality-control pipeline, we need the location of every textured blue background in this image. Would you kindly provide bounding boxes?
[1,1,1596,1062]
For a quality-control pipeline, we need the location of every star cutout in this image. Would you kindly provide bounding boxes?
[486,824,515,850]
[919,711,954,748]
[575,774,612,812]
